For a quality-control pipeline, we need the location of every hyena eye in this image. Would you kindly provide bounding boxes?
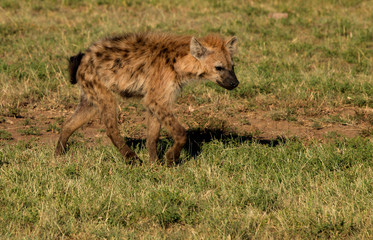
[215,66,224,71]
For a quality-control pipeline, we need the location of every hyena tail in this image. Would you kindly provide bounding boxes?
[68,52,85,84]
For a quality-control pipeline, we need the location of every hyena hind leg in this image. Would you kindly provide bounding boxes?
[96,90,141,165]
[55,95,98,156]
[146,111,161,164]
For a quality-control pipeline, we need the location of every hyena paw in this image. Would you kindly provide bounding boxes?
[165,151,180,166]
[125,152,142,165]
[54,146,66,156]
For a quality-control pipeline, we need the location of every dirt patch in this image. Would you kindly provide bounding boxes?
[1,105,372,149]
[240,109,371,141]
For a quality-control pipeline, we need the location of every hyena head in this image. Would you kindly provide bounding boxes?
[190,35,239,90]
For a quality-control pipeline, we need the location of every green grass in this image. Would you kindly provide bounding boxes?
[18,126,42,136]
[1,0,373,238]
[1,0,372,113]
[0,130,13,140]
[1,137,373,238]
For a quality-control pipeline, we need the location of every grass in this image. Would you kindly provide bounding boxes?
[1,0,373,238]
[1,137,373,238]
[0,130,12,140]
[1,0,372,113]
[18,126,42,136]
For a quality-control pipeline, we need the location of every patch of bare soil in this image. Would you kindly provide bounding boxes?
[1,104,372,149]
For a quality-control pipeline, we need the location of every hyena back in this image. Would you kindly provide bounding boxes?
[55,32,239,165]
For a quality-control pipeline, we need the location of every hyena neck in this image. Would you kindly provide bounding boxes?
[174,54,205,84]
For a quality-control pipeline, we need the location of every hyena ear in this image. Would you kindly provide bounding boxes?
[225,36,238,56]
[190,37,208,59]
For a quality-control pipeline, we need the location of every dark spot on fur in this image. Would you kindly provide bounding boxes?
[150,57,158,66]
[113,47,124,52]
[157,112,165,121]
[120,89,133,98]
[111,58,122,71]
[172,58,176,63]
[103,45,111,52]
[161,47,168,55]
[96,52,103,58]
[112,34,131,42]
[176,51,187,58]
[130,71,136,79]
[151,45,157,52]
[104,46,123,53]
[111,36,123,42]
[136,38,144,46]
[120,87,143,98]
[103,54,112,62]
[137,63,145,73]
[137,49,146,55]
[198,72,206,78]
[84,81,94,89]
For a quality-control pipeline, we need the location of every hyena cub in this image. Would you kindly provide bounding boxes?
[55,32,239,165]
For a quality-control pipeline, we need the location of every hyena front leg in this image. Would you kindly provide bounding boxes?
[55,94,98,156]
[96,88,141,165]
[146,111,161,164]
[147,102,187,166]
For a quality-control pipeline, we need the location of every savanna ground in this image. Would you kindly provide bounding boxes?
[1,0,373,238]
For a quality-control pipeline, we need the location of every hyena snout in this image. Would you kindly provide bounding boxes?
[218,70,239,90]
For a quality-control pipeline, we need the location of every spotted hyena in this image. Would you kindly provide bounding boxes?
[55,32,239,165]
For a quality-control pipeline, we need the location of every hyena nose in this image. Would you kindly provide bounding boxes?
[231,80,239,88]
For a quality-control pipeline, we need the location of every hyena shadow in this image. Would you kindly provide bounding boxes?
[126,128,287,165]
